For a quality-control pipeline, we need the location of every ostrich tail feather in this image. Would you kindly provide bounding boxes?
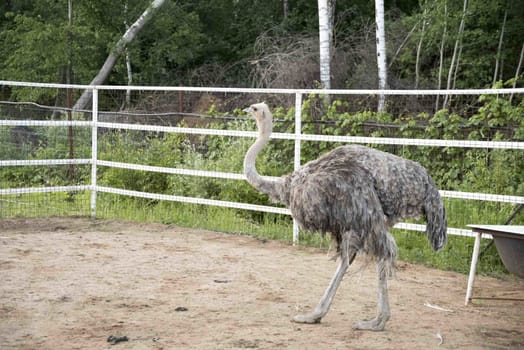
[424,181,447,252]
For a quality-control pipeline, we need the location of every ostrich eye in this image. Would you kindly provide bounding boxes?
[253,107,258,111]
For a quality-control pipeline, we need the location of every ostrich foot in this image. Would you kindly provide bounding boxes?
[292,313,322,324]
[352,315,388,331]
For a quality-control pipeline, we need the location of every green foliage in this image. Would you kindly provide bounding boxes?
[2,0,522,91]
[128,3,206,85]
[0,14,67,101]
[393,0,524,89]
[98,130,189,194]
[0,122,91,187]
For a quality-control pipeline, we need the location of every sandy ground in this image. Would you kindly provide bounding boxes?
[0,217,523,350]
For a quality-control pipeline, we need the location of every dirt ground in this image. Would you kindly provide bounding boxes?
[0,217,523,350]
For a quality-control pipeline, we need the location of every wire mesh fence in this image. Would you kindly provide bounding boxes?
[1,81,523,247]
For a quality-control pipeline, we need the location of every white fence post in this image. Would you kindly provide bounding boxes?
[90,88,98,217]
[292,92,303,244]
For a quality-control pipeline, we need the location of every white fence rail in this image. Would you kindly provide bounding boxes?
[1,81,524,242]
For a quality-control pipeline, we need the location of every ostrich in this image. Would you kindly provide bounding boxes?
[242,102,447,331]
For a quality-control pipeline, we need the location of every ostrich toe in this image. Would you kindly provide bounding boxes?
[292,313,322,324]
[352,316,388,331]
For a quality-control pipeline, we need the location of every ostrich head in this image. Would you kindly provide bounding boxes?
[243,102,273,137]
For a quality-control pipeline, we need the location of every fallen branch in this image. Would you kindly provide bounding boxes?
[73,0,167,111]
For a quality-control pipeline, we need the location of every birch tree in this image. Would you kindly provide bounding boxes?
[415,0,428,89]
[492,9,507,86]
[435,1,447,112]
[124,1,133,107]
[443,0,468,109]
[509,43,524,103]
[375,0,387,111]
[73,0,167,111]
[318,0,331,89]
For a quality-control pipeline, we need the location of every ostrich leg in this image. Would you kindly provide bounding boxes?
[293,249,356,324]
[353,259,390,331]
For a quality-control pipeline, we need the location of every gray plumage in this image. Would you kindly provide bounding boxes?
[243,102,447,331]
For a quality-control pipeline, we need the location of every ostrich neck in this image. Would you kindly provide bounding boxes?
[243,130,270,189]
[243,124,284,200]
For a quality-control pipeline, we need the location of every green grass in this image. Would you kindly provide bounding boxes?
[392,229,507,276]
[0,191,519,277]
[0,191,91,218]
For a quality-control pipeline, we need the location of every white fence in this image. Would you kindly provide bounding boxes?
[1,80,524,243]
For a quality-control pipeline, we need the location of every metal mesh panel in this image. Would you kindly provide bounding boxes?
[1,81,523,243]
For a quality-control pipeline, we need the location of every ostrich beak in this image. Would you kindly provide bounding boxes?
[243,106,253,114]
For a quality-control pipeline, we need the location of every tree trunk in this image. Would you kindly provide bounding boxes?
[375,0,387,112]
[492,9,507,87]
[390,19,419,69]
[67,0,75,181]
[73,0,167,111]
[509,43,524,103]
[415,1,428,89]
[124,1,132,108]
[124,49,132,107]
[435,2,447,112]
[318,0,331,90]
[443,0,468,109]
[451,40,463,90]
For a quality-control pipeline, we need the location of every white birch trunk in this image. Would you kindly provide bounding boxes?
[443,0,468,109]
[451,41,463,90]
[435,2,447,112]
[125,49,132,106]
[510,43,524,103]
[318,0,331,89]
[415,1,428,89]
[124,1,132,107]
[492,9,507,86]
[375,0,387,111]
[73,0,167,111]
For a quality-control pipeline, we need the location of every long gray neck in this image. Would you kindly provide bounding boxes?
[243,123,285,202]
[243,130,271,191]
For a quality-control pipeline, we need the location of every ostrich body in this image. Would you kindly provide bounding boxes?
[243,102,447,331]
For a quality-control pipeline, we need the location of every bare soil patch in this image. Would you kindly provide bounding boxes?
[0,217,523,349]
